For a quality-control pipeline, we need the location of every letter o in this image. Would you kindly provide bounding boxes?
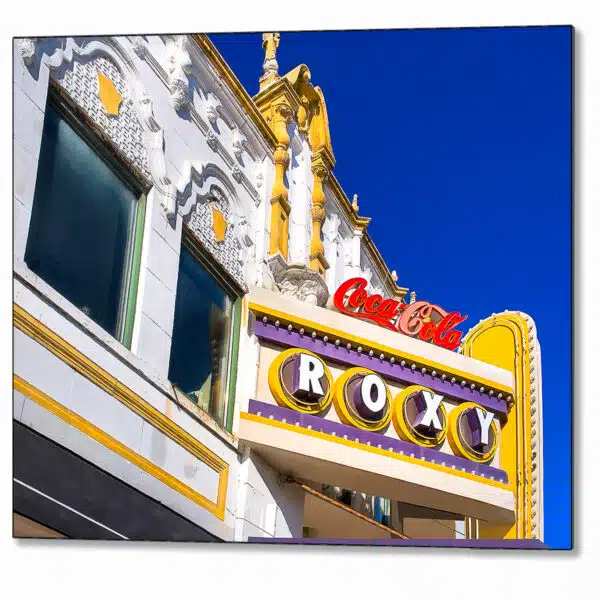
[333,367,392,432]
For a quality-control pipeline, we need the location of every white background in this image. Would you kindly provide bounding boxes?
[1,0,596,597]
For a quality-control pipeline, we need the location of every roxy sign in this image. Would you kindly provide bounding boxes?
[268,348,498,462]
[333,277,468,351]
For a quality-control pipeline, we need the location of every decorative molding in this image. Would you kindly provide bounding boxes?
[206,128,218,151]
[232,163,242,183]
[20,37,181,220]
[268,254,329,307]
[205,92,224,125]
[256,167,265,189]
[191,34,277,152]
[176,162,253,290]
[130,36,146,59]
[232,126,256,161]
[165,35,192,111]
[126,34,273,162]
[28,36,263,218]
[13,305,229,520]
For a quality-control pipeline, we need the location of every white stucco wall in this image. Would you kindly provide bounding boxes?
[13,35,278,541]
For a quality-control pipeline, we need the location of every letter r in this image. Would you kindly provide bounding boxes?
[298,353,325,396]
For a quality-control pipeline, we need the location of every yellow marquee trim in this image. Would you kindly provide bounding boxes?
[13,303,229,520]
[240,412,512,492]
[462,312,536,539]
[249,301,513,395]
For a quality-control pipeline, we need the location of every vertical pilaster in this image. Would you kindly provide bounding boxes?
[268,103,293,258]
[309,161,330,277]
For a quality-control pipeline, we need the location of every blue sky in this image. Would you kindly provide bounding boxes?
[210,26,572,549]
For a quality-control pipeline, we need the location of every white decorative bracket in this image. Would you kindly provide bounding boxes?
[131,36,146,59]
[232,126,250,161]
[205,92,223,125]
[268,255,329,307]
[232,164,243,183]
[165,36,192,111]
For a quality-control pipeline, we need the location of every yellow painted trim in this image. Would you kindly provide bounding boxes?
[14,375,229,520]
[242,295,248,328]
[268,348,334,414]
[240,412,512,491]
[333,367,392,432]
[249,301,513,395]
[462,312,535,539]
[392,385,448,448]
[13,304,229,520]
[447,402,499,463]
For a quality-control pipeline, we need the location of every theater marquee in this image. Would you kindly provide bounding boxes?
[268,347,499,462]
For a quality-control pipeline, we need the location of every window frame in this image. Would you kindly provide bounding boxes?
[171,226,244,432]
[28,80,150,350]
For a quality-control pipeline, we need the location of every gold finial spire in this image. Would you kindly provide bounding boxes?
[351,193,359,213]
[259,33,281,90]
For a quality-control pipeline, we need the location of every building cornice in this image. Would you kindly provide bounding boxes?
[191,34,278,152]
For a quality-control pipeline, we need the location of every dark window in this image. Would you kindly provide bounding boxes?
[24,90,145,346]
[168,241,236,426]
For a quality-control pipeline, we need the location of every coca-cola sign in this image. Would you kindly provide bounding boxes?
[333,277,468,351]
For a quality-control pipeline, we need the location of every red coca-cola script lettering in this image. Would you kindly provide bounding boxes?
[333,278,468,351]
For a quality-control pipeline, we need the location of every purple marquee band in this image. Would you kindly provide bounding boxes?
[254,320,509,420]
[247,399,509,484]
[248,537,547,549]
[248,537,549,550]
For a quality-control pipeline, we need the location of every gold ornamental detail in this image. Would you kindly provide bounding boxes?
[269,102,294,258]
[309,160,330,276]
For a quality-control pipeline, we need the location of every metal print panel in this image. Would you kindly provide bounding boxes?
[12,26,572,549]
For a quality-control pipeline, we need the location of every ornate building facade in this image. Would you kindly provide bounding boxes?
[13,33,543,545]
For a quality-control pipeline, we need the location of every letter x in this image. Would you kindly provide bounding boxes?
[414,390,444,433]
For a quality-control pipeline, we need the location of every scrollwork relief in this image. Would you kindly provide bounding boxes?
[165,36,192,111]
